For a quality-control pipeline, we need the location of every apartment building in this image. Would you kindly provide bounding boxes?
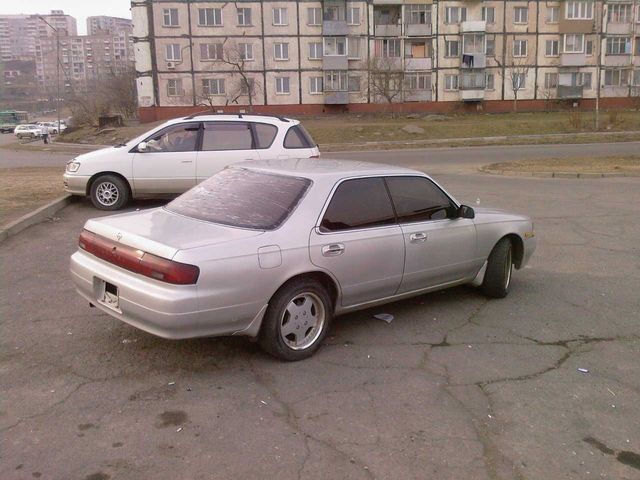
[131,0,640,120]
[87,16,134,36]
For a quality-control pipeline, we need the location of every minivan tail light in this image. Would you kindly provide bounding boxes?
[78,229,199,285]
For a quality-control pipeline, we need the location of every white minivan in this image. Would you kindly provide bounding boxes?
[63,113,320,210]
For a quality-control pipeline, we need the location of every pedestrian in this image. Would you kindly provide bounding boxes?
[43,130,50,144]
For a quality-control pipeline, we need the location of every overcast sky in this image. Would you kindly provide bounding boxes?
[1,0,132,35]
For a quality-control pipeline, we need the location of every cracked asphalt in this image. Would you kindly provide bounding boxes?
[1,162,640,479]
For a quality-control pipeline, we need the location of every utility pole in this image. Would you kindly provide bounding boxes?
[38,16,61,134]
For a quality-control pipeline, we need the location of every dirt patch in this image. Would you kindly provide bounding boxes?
[0,167,64,227]
[483,155,640,174]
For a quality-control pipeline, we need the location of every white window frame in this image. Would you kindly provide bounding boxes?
[307,7,322,26]
[445,7,466,24]
[309,42,323,60]
[348,37,360,59]
[167,78,183,96]
[406,4,431,25]
[273,7,288,26]
[275,76,290,95]
[202,78,225,96]
[405,72,431,91]
[162,8,179,27]
[309,76,323,94]
[198,8,222,27]
[604,68,629,86]
[606,37,631,55]
[200,43,222,61]
[564,34,585,53]
[239,43,254,61]
[512,73,527,90]
[324,71,348,91]
[514,7,529,24]
[274,42,289,61]
[348,75,361,92]
[237,8,252,26]
[546,6,559,23]
[444,74,459,91]
[608,4,632,23]
[485,73,495,90]
[545,39,560,57]
[513,39,528,57]
[347,7,361,25]
[482,7,495,24]
[324,37,347,56]
[445,40,460,58]
[565,1,594,20]
[165,44,182,61]
[544,72,558,89]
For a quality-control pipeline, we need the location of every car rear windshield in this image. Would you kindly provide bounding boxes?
[165,169,311,230]
[284,124,316,149]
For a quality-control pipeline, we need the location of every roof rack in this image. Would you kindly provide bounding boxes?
[183,111,290,122]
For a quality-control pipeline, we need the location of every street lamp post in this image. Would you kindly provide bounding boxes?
[38,16,61,134]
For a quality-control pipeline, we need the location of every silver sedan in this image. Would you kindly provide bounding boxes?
[70,159,536,360]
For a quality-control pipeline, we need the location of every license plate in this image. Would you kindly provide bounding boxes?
[96,278,120,311]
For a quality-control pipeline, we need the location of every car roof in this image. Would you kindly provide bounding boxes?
[173,113,298,125]
[232,158,422,181]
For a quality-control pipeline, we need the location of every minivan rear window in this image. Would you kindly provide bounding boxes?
[166,169,311,230]
[284,125,316,149]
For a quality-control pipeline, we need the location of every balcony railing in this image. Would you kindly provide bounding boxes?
[405,90,432,102]
[325,91,349,104]
[323,55,348,70]
[405,57,432,70]
[374,23,401,36]
[561,53,587,66]
[557,85,584,99]
[460,89,485,101]
[322,20,348,36]
[461,53,486,69]
[405,23,432,36]
[460,21,486,33]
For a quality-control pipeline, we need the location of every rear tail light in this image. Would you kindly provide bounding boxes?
[309,155,320,159]
[79,229,199,285]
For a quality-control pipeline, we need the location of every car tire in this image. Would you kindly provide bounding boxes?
[90,174,130,211]
[259,278,333,361]
[481,237,513,299]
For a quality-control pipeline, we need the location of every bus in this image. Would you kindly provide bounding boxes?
[0,110,30,133]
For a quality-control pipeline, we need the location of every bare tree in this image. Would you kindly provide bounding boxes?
[214,39,262,110]
[367,56,405,114]
[492,44,531,112]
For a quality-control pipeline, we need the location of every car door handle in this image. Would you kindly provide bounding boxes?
[410,232,428,243]
[322,243,345,257]
[180,160,193,163]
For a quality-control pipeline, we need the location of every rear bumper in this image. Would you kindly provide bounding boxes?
[63,174,90,196]
[70,250,264,339]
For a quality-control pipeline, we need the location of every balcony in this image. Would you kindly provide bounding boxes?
[405,23,432,36]
[325,91,349,104]
[606,22,632,35]
[604,54,632,67]
[557,85,584,99]
[460,21,486,33]
[461,53,486,69]
[323,20,348,36]
[375,23,401,36]
[405,90,432,102]
[405,57,432,70]
[460,89,485,101]
[323,55,348,70]
[560,53,586,66]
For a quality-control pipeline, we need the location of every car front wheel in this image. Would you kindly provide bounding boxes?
[259,279,333,361]
[481,237,513,298]
[90,174,130,210]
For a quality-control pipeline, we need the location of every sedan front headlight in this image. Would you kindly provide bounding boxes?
[66,161,81,173]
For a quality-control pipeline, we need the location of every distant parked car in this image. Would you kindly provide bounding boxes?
[63,113,320,211]
[70,159,536,360]
[36,122,59,134]
[14,124,43,139]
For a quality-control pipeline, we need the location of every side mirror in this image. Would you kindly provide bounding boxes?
[137,141,148,152]
[457,205,475,219]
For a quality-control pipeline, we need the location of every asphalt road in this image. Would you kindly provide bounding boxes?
[2,163,639,479]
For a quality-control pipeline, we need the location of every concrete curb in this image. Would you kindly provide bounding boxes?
[0,195,76,244]
[479,166,640,179]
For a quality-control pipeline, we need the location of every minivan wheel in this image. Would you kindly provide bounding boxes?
[481,237,513,299]
[90,174,130,210]
[259,279,333,361]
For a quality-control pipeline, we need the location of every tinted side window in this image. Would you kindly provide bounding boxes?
[253,123,278,149]
[284,125,315,149]
[385,176,456,223]
[202,122,253,151]
[320,178,396,232]
[143,123,200,152]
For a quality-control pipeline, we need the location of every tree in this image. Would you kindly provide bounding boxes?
[491,42,531,112]
[367,56,405,113]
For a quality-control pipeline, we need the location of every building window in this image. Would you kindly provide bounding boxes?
[513,40,528,57]
[240,78,255,95]
[444,74,458,90]
[167,78,183,96]
[445,7,466,24]
[237,8,252,26]
[239,43,254,61]
[463,34,485,54]
[545,40,559,57]
[202,78,224,95]
[580,72,592,88]
[347,7,361,25]
[274,43,289,61]
[564,34,585,53]
[348,75,361,92]
[566,1,593,20]
[606,37,631,55]
[374,39,401,57]
[486,37,496,56]
[165,44,181,61]
[636,38,640,56]
[200,43,222,61]
[586,39,594,55]
[607,4,631,23]
[544,72,558,88]
[198,8,222,27]
[162,8,179,27]
[405,4,431,25]
[324,71,348,91]
[633,69,640,86]
[324,5,341,21]
[512,73,527,90]
[604,68,630,86]
[324,37,347,56]
[309,42,323,60]
[485,73,495,90]
[275,77,290,94]
[445,40,460,57]
[309,76,323,94]
[546,6,559,23]
[514,7,529,24]
[348,37,360,58]
[405,72,431,90]
[307,8,322,26]
[482,7,495,24]
[273,8,288,26]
